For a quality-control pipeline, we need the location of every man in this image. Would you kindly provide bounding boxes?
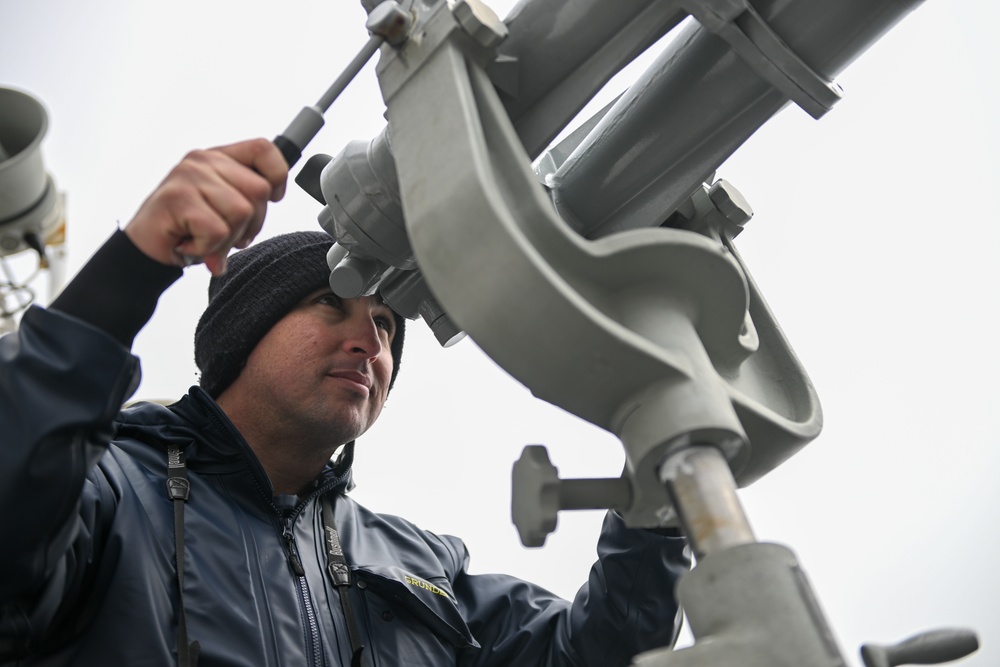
[0,139,690,665]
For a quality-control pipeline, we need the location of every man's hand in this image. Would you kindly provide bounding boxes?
[124,138,288,275]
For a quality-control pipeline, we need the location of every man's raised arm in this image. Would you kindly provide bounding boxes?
[0,137,287,614]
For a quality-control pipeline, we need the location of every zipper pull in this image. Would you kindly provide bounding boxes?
[284,522,306,577]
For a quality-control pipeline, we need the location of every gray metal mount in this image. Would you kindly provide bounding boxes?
[635,541,850,667]
[292,0,982,664]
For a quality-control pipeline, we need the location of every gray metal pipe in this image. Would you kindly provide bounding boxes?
[363,0,683,159]
[491,0,686,157]
[660,446,755,559]
[549,0,924,239]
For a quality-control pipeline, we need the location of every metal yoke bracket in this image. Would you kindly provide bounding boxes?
[373,0,820,536]
[351,4,980,666]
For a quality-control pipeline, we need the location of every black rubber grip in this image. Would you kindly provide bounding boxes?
[273,135,302,168]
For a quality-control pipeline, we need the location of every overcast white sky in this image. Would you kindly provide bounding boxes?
[3,0,998,664]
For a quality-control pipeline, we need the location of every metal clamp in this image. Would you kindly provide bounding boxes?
[682,0,842,118]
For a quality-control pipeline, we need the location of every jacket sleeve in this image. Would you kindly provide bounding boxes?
[0,230,181,654]
[452,511,690,667]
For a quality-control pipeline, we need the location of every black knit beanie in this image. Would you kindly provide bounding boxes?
[194,231,405,398]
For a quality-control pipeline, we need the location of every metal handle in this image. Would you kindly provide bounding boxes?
[860,628,980,667]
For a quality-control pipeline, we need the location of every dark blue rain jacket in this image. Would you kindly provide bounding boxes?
[0,305,690,666]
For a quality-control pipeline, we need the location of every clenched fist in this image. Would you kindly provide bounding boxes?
[124,138,288,275]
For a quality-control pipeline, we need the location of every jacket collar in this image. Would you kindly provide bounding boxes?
[115,386,356,498]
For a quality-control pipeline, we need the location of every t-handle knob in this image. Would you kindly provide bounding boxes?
[511,445,631,547]
[861,628,979,667]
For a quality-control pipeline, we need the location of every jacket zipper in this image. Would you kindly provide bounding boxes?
[284,517,325,667]
[247,461,347,667]
[200,395,351,666]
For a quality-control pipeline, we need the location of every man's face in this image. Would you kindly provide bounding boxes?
[224,288,397,447]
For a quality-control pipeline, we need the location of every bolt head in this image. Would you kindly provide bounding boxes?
[449,0,508,49]
[365,1,414,46]
[709,179,753,227]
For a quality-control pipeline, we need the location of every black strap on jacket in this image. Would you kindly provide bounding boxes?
[166,444,201,667]
[321,495,367,667]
